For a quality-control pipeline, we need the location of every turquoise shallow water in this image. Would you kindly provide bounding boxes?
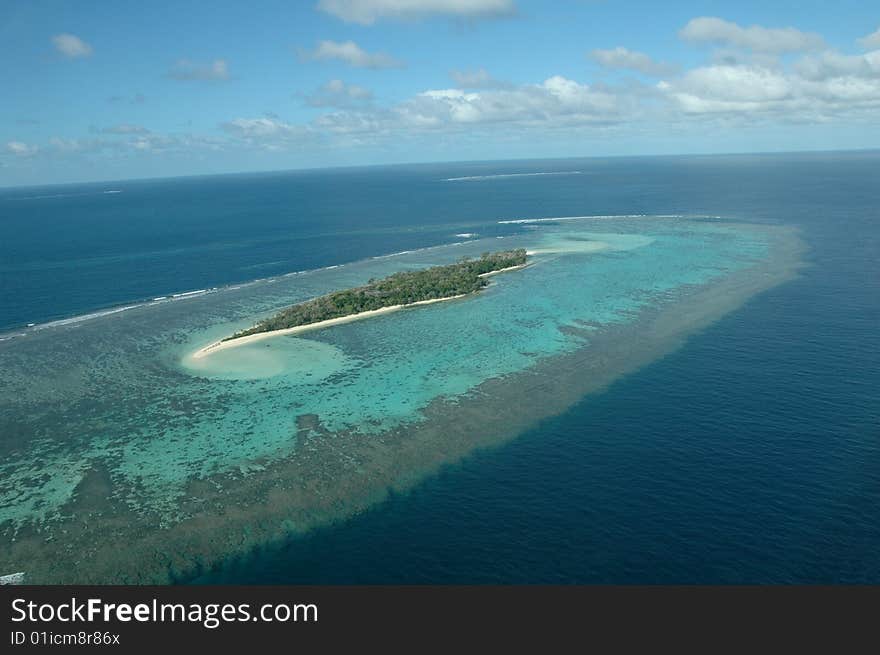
[3,152,877,585]
[0,216,773,552]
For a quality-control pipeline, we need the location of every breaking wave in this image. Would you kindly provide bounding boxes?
[443,171,583,182]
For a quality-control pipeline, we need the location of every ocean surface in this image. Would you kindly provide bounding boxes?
[0,152,877,583]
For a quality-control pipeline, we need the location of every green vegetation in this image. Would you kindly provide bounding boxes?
[225,249,528,341]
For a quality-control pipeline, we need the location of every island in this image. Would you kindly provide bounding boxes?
[192,249,528,358]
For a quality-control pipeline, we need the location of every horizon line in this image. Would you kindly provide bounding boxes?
[2,146,879,191]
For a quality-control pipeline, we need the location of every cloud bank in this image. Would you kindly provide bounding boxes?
[680,17,825,53]
[858,27,880,50]
[8,15,880,173]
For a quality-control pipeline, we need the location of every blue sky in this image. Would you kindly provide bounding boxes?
[2,0,879,185]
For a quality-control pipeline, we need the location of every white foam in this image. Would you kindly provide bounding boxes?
[14,287,223,335]
[12,189,124,201]
[444,171,583,182]
[372,250,416,260]
[370,242,460,261]
[5,228,586,338]
[497,214,689,224]
[33,304,141,330]
[0,572,25,585]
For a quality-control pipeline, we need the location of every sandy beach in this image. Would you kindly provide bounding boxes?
[477,262,530,277]
[191,263,530,360]
[191,294,469,359]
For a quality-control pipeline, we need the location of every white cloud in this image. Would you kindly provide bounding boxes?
[46,135,168,155]
[449,68,510,89]
[317,0,515,25]
[314,110,392,137]
[680,17,825,53]
[229,50,880,147]
[590,47,676,76]
[168,59,230,81]
[222,118,301,138]
[304,79,373,107]
[51,33,93,58]
[13,19,880,168]
[660,65,792,114]
[47,137,108,153]
[858,27,880,50]
[318,75,624,137]
[221,118,313,149]
[125,135,177,152]
[5,141,39,157]
[659,60,880,118]
[795,50,880,81]
[300,40,403,68]
[123,133,223,153]
[53,133,223,156]
[2,133,226,163]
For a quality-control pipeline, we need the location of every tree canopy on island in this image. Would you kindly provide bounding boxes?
[225,249,527,341]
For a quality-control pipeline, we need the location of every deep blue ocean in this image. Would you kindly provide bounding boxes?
[2,152,878,583]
